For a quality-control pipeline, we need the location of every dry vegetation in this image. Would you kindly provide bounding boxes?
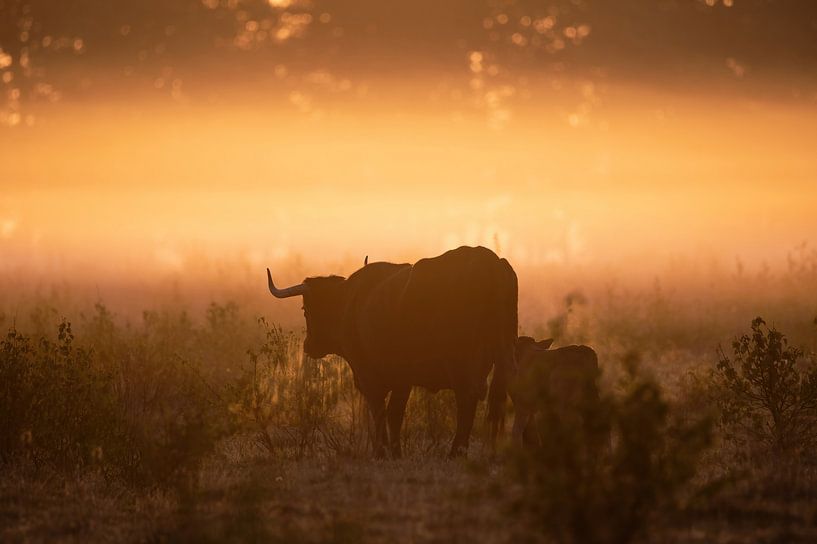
[2,248,817,543]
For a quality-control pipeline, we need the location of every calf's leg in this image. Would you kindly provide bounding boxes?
[511,405,532,447]
[522,414,540,446]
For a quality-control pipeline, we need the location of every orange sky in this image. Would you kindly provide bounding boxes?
[2,78,816,286]
[3,0,817,290]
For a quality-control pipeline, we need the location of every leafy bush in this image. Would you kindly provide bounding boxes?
[1,311,233,488]
[714,317,817,456]
[0,322,124,470]
[510,354,712,544]
[228,318,295,455]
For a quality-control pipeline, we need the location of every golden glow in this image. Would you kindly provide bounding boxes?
[1,2,816,311]
[0,49,12,69]
[2,80,816,289]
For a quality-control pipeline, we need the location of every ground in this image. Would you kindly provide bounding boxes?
[3,437,817,544]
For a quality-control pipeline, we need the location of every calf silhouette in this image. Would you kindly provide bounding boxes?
[511,337,601,447]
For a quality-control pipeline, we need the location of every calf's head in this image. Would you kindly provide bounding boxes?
[515,335,554,364]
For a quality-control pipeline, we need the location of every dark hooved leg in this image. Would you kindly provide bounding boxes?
[449,389,479,458]
[522,413,540,447]
[511,406,531,448]
[387,386,411,458]
[365,391,388,459]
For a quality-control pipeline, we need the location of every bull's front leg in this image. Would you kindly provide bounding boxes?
[387,386,411,458]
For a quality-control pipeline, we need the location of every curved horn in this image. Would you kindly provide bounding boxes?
[266,268,308,298]
[364,255,368,266]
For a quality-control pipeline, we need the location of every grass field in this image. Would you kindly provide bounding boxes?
[2,251,817,543]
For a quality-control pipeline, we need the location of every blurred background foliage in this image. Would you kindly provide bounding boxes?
[2,0,816,125]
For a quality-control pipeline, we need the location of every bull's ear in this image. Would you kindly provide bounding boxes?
[534,338,554,350]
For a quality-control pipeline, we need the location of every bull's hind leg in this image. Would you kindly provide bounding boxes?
[364,391,388,459]
[450,388,479,458]
[387,386,411,458]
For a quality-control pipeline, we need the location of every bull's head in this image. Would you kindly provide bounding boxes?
[267,269,345,359]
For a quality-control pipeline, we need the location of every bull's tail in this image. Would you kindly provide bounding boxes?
[487,258,518,448]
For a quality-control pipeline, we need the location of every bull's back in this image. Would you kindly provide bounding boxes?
[399,246,512,358]
[349,246,516,389]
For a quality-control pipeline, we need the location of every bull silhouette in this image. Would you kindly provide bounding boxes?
[266,245,517,457]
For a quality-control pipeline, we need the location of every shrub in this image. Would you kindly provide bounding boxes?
[228,318,366,457]
[0,322,124,471]
[287,354,346,455]
[1,312,232,488]
[402,388,458,455]
[228,318,296,456]
[714,316,817,456]
[510,354,712,544]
